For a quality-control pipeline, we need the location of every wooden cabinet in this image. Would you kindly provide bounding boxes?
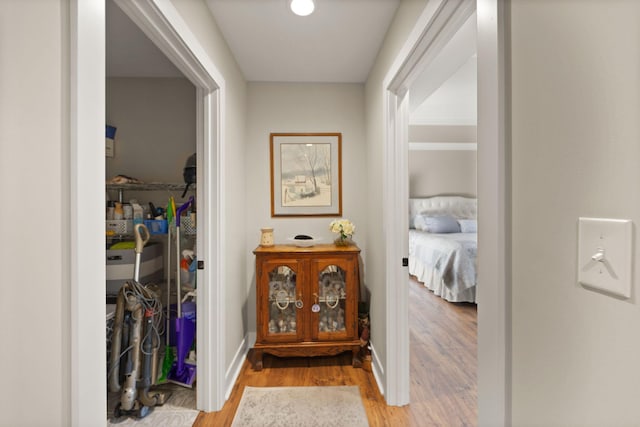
[252,244,362,370]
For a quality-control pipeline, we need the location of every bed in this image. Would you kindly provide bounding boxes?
[408,196,478,303]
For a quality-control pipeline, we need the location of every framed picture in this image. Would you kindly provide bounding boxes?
[270,133,342,217]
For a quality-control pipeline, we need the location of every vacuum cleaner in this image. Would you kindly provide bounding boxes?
[108,223,170,419]
[167,196,197,388]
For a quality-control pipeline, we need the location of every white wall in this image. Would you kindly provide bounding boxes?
[169,0,249,377]
[245,82,368,331]
[363,0,429,390]
[510,1,640,425]
[409,124,476,142]
[408,150,476,197]
[106,77,196,207]
[106,77,196,182]
[0,1,68,425]
[408,125,477,197]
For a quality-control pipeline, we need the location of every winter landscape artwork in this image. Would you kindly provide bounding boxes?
[270,133,342,217]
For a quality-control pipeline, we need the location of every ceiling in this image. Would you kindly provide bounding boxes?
[205,0,400,83]
[107,0,476,125]
[107,0,400,82]
[409,12,477,125]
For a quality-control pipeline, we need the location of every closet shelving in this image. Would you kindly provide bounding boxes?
[106,182,194,199]
[106,183,196,238]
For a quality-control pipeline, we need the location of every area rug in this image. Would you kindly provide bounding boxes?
[231,385,369,426]
[107,383,199,427]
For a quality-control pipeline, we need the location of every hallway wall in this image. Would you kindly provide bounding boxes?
[170,0,249,379]
[363,0,430,393]
[0,1,69,425]
[510,1,640,424]
[244,82,367,334]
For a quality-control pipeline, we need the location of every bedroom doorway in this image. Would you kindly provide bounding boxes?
[404,7,478,424]
[383,0,509,424]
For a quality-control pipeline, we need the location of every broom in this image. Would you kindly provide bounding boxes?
[157,196,176,383]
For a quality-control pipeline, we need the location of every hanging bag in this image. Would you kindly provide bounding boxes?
[181,153,196,198]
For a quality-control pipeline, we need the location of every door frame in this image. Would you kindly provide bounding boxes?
[382,0,510,425]
[70,0,226,423]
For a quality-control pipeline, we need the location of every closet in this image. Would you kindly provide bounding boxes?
[105,0,198,421]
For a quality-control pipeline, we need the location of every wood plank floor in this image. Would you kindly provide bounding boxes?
[193,276,477,426]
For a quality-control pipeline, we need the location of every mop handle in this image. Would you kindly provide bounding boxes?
[176,223,181,318]
[166,225,171,346]
[133,223,150,283]
[134,223,150,254]
[175,196,193,319]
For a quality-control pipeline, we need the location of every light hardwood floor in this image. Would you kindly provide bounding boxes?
[193,276,477,426]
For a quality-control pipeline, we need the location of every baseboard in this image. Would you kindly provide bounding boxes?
[369,341,385,398]
[224,333,254,399]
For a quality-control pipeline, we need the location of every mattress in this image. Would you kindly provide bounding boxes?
[408,229,477,303]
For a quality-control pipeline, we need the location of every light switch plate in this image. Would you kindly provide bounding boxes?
[578,217,632,298]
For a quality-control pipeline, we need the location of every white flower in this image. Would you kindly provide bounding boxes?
[329,219,355,238]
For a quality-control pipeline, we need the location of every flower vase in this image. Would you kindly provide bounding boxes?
[334,236,351,246]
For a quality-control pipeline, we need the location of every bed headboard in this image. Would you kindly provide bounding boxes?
[409,196,477,227]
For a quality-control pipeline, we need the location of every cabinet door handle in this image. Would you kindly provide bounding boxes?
[295,295,304,309]
[311,293,321,313]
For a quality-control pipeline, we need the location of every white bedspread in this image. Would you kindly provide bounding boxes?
[409,229,477,303]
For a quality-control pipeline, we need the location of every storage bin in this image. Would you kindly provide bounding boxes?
[106,242,164,296]
[181,215,196,235]
[106,219,133,235]
[144,219,168,235]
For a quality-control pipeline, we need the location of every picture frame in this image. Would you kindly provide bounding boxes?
[270,132,342,217]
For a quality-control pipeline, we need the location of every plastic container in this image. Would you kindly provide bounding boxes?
[106,219,133,235]
[132,201,144,225]
[143,219,168,235]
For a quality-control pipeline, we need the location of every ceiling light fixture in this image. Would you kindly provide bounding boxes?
[290,0,315,17]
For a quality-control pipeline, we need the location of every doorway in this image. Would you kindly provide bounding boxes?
[382,0,509,424]
[105,0,199,418]
[405,9,478,420]
[70,0,226,423]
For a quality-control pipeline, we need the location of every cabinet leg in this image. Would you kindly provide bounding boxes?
[352,347,362,368]
[253,350,263,371]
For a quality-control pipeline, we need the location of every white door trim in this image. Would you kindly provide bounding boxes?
[113,0,227,412]
[71,0,226,423]
[69,2,107,425]
[476,1,510,424]
[382,87,411,405]
[382,0,510,424]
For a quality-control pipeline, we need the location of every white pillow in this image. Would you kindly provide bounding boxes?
[458,219,477,233]
[414,215,460,233]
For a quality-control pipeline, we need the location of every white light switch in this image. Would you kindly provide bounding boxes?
[578,217,632,298]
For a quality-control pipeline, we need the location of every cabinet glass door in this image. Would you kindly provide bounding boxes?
[266,265,300,339]
[316,264,348,338]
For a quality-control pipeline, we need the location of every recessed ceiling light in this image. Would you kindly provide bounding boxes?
[290,0,315,17]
